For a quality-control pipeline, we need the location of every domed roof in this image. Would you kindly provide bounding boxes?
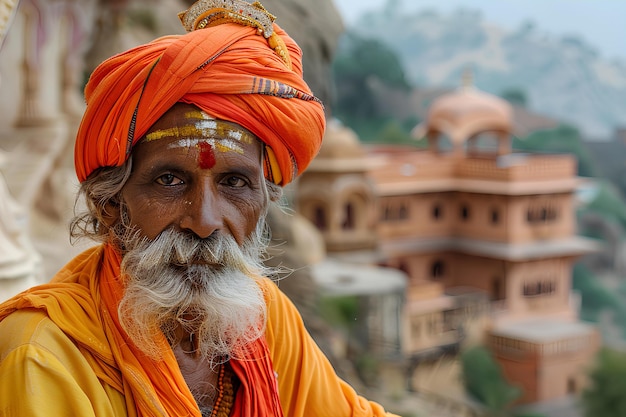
[317,119,365,160]
[417,75,513,145]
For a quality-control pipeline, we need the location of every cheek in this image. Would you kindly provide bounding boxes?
[234,197,266,238]
[125,199,176,239]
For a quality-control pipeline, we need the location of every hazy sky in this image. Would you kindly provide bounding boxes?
[335,0,626,61]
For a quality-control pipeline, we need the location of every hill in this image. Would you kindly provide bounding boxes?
[348,6,626,139]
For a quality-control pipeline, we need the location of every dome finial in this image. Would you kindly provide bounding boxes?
[461,66,474,90]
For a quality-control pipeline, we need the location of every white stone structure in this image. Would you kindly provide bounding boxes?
[0,0,96,299]
[0,149,42,301]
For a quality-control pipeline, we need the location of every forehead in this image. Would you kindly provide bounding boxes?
[137,103,263,161]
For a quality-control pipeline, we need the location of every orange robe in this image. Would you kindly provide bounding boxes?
[0,245,397,416]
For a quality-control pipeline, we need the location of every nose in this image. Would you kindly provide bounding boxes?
[179,182,222,239]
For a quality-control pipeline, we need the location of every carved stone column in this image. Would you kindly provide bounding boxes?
[15,0,51,127]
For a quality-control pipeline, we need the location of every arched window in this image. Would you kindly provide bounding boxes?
[431,260,445,279]
[382,205,391,221]
[399,203,408,220]
[342,202,355,230]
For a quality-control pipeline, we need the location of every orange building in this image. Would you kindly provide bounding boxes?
[297,81,600,405]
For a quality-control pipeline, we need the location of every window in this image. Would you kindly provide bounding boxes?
[490,208,500,225]
[431,260,445,279]
[432,204,443,220]
[398,203,408,220]
[342,202,355,230]
[382,205,391,221]
[567,378,577,394]
[526,200,560,224]
[460,204,470,221]
[523,280,556,296]
[313,205,327,230]
[491,277,503,301]
[381,200,409,222]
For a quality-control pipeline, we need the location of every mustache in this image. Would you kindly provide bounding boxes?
[121,227,261,276]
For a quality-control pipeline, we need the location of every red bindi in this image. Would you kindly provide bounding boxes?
[197,141,216,169]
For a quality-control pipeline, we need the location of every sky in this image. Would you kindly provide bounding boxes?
[335,0,626,61]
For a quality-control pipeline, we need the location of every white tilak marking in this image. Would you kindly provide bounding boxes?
[195,119,218,131]
[228,130,243,141]
[167,138,243,153]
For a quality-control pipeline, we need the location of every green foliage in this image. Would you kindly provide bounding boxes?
[333,33,411,91]
[607,165,626,201]
[461,346,521,413]
[375,118,424,146]
[332,32,416,144]
[582,348,626,417]
[582,179,626,231]
[499,88,528,107]
[512,124,597,177]
[572,263,622,321]
[318,295,359,329]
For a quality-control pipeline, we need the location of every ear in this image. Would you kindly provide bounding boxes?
[266,180,283,202]
[100,197,122,229]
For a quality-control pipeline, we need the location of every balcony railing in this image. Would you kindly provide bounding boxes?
[456,154,575,182]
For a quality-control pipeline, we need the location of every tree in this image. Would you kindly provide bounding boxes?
[572,263,622,322]
[332,32,414,142]
[461,346,521,415]
[499,88,528,108]
[582,349,626,417]
[582,179,626,232]
[512,124,597,177]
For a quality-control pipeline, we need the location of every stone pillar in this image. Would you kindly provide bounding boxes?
[15,0,52,127]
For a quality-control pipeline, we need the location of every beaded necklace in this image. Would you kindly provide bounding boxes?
[210,362,235,417]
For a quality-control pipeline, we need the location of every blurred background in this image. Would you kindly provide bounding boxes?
[1,1,626,416]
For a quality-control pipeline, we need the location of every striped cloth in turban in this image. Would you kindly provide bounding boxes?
[74,22,325,186]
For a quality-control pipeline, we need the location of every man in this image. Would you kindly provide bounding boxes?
[0,0,399,416]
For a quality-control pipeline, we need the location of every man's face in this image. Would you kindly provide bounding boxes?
[119,103,267,244]
[112,103,269,362]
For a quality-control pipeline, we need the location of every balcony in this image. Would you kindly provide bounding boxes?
[456,154,575,182]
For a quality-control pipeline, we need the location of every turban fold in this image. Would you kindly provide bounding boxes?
[74,21,325,186]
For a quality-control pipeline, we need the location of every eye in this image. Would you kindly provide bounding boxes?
[223,175,247,188]
[155,173,184,186]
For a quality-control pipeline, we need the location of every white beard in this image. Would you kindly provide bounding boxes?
[116,226,268,366]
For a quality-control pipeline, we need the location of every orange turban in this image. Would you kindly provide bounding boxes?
[74,20,325,186]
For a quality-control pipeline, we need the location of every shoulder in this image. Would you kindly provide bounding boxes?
[256,277,308,351]
[256,277,298,315]
[0,311,126,416]
[0,309,65,356]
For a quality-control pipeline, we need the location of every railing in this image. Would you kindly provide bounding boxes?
[371,152,576,186]
[372,154,457,182]
[456,154,575,181]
